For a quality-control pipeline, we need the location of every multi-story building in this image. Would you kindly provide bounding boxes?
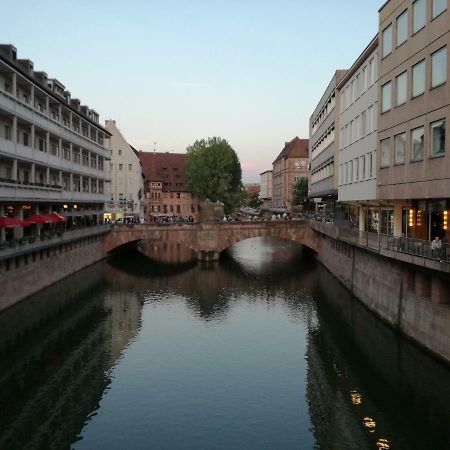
[272,137,309,211]
[0,44,111,240]
[309,70,347,213]
[259,170,273,210]
[104,120,144,221]
[378,0,450,240]
[138,151,200,220]
[337,35,380,231]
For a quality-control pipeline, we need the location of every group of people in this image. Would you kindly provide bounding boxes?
[153,215,195,224]
[271,212,292,221]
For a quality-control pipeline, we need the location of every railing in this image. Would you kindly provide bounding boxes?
[386,236,450,263]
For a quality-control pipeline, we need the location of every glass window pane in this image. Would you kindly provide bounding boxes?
[383,25,393,57]
[397,11,408,46]
[396,72,407,105]
[431,119,446,156]
[411,126,424,161]
[381,82,392,112]
[412,60,425,97]
[395,133,406,164]
[432,47,447,87]
[381,139,391,167]
[413,0,426,33]
[433,0,447,18]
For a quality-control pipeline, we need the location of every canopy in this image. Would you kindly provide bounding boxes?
[45,213,66,223]
[0,216,27,228]
[24,214,54,225]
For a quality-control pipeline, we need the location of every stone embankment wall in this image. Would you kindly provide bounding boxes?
[0,236,106,312]
[315,232,450,365]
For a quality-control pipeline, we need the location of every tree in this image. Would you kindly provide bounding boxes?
[292,177,309,206]
[185,137,244,212]
[247,193,263,209]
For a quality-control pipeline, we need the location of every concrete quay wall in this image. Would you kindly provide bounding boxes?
[315,232,450,365]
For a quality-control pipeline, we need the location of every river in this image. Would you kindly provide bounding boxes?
[0,237,449,450]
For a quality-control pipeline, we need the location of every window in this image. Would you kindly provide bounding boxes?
[394,133,406,164]
[412,60,425,97]
[430,119,445,156]
[369,153,373,178]
[119,164,123,171]
[344,162,348,184]
[368,105,374,132]
[397,10,408,46]
[396,71,407,105]
[349,160,353,182]
[361,156,366,180]
[381,82,392,112]
[381,139,391,167]
[128,164,132,171]
[362,66,368,92]
[361,110,366,136]
[413,0,426,33]
[118,149,122,156]
[355,158,359,181]
[431,47,447,87]
[411,126,425,161]
[382,24,393,57]
[433,0,447,18]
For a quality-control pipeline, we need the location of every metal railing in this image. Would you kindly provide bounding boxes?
[386,236,449,263]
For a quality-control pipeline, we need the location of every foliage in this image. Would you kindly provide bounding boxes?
[247,193,263,209]
[292,177,309,205]
[185,137,244,212]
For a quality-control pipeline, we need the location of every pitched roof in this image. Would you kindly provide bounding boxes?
[138,151,188,192]
[273,137,309,164]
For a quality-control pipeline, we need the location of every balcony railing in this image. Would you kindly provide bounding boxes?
[386,236,450,263]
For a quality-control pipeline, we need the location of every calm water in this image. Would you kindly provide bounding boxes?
[0,238,450,450]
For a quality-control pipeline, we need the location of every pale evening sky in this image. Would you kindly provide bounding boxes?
[3,0,382,182]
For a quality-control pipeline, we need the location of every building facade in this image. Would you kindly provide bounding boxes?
[272,137,309,211]
[378,0,450,239]
[138,151,200,221]
[309,70,347,211]
[104,120,144,221]
[337,35,380,230]
[0,44,111,241]
[259,170,273,210]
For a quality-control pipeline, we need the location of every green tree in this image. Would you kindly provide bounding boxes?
[185,137,244,212]
[292,177,309,206]
[247,193,263,209]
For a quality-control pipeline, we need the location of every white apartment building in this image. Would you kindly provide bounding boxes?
[337,35,379,206]
[104,120,144,220]
[259,170,273,200]
[0,44,111,234]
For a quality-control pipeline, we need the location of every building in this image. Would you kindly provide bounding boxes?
[138,151,200,220]
[244,183,260,197]
[377,0,450,240]
[272,136,309,211]
[259,170,273,210]
[337,35,379,230]
[309,70,347,214]
[0,44,111,241]
[104,120,144,221]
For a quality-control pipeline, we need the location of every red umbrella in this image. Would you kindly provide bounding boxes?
[45,213,66,223]
[24,214,54,225]
[0,216,26,228]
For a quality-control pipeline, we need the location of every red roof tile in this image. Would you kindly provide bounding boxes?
[273,137,309,163]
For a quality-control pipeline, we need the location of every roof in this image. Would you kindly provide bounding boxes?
[139,151,188,192]
[272,137,309,164]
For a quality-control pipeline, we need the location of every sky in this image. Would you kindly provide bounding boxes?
[3,0,382,182]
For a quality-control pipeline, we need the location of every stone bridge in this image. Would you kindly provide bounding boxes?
[103,221,320,263]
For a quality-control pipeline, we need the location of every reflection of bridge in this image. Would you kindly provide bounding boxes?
[103,221,319,262]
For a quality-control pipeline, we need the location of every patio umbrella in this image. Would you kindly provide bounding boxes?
[24,214,54,225]
[45,213,66,223]
[0,216,27,228]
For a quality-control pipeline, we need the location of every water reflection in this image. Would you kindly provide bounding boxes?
[0,238,448,449]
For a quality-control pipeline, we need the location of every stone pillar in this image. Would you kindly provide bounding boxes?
[69,142,73,161]
[96,154,99,170]
[45,96,50,115]
[58,137,62,158]
[14,207,23,239]
[12,116,17,144]
[70,173,73,191]
[80,175,83,193]
[30,124,35,150]
[359,206,365,232]
[12,73,17,98]
[58,104,62,122]
[96,178,99,194]
[393,203,403,237]
[11,159,17,181]
[30,85,34,106]
[415,272,431,299]
[46,167,50,185]
[59,170,63,187]
[431,277,449,305]
[30,163,35,183]
[88,177,91,193]
[69,111,73,129]
[46,131,50,153]
[0,205,5,242]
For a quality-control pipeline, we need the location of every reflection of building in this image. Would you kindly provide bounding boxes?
[138,151,200,220]
[377,0,450,240]
[309,71,347,213]
[0,44,111,242]
[272,137,309,211]
[336,36,379,230]
[104,120,144,221]
[259,170,273,210]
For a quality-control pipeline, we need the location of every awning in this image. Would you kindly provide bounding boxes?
[45,213,66,223]
[24,214,54,225]
[0,216,29,228]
